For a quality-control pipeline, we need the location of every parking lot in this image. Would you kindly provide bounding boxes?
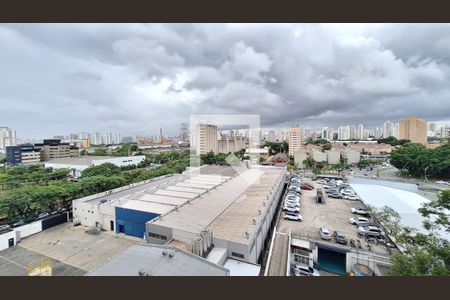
[278,177,393,256]
[6,222,142,273]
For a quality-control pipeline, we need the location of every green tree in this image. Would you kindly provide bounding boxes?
[200,151,216,165]
[418,190,450,233]
[81,163,122,178]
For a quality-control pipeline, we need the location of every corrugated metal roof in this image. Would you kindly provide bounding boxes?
[148,169,278,239]
[138,194,189,206]
[155,190,199,199]
[120,200,174,215]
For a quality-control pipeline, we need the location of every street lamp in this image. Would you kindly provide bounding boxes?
[424,166,429,182]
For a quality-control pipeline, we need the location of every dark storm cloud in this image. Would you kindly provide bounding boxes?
[1,24,450,138]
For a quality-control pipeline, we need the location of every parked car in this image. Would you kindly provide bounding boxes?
[328,193,341,198]
[343,195,359,201]
[284,212,303,221]
[285,201,300,207]
[319,227,332,240]
[36,212,50,220]
[0,224,11,231]
[293,263,320,276]
[349,217,370,225]
[11,219,24,227]
[300,184,314,190]
[283,206,300,213]
[334,231,348,245]
[358,226,384,237]
[351,207,370,216]
[286,195,300,201]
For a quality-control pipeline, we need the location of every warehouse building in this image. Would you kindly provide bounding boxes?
[73,170,231,238]
[146,166,286,265]
[45,155,145,178]
[73,165,286,268]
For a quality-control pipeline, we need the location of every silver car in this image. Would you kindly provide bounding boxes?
[319,227,332,240]
[284,212,303,221]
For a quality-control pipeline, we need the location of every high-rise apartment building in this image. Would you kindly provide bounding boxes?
[180,123,189,142]
[321,127,329,141]
[393,123,400,139]
[399,117,427,145]
[288,127,301,156]
[0,127,17,153]
[383,121,393,138]
[114,132,121,144]
[195,124,218,155]
[357,124,364,140]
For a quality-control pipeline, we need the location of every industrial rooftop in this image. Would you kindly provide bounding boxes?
[87,244,230,276]
[149,167,284,244]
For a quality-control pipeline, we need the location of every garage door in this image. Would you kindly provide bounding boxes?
[317,247,347,275]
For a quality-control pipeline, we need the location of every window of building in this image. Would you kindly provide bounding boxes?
[148,232,167,241]
[293,254,310,265]
[231,252,245,259]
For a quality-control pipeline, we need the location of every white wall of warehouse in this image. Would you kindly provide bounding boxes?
[15,221,42,242]
[0,230,16,251]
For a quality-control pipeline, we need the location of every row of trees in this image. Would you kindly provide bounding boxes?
[390,142,450,178]
[368,190,450,275]
[0,165,70,190]
[261,141,288,156]
[377,136,411,146]
[0,151,190,224]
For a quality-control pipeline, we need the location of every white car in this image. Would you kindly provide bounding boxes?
[286,195,300,202]
[283,206,300,213]
[343,195,359,201]
[351,207,370,215]
[358,225,385,237]
[293,264,320,276]
[349,217,370,225]
[284,213,303,221]
[319,227,332,240]
[341,190,355,196]
[285,198,300,204]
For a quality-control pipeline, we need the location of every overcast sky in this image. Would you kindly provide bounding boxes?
[1,24,450,139]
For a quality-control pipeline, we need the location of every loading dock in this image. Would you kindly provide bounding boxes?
[316,243,348,275]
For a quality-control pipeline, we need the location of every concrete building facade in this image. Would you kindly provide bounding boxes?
[34,139,80,161]
[288,127,301,156]
[399,117,427,145]
[6,144,41,165]
[195,124,218,155]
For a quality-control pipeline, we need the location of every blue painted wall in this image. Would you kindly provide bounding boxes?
[115,207,159,238]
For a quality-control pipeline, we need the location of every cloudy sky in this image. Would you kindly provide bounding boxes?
[1,23,450,139]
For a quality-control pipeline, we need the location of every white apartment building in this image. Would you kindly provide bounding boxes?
[393,123,400,139]
[357,124,364,140]
[312,151,327,163]
[288,128,301,156]
[293,149,308,167]
[0,127,17,153]
[383,121,393,138]
[325,150,341,165]
[195,124,218,155]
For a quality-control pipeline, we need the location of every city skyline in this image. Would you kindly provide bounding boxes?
[1,24,450,138]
